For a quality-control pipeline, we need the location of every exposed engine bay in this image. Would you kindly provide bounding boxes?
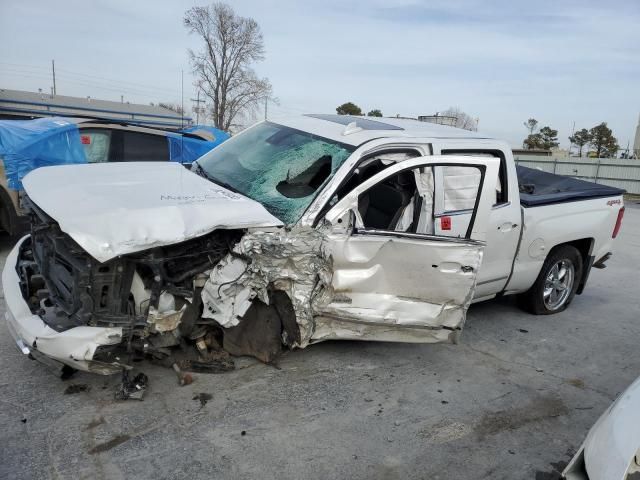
[17,198,301,375]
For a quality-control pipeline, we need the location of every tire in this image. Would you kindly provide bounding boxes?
[518,245,583,315]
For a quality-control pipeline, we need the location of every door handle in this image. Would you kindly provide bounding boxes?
[497,222,517,232]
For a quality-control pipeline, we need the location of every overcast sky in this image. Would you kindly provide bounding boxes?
[1,0,638,148]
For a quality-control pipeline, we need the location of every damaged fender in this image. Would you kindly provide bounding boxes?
[202,227,332,347]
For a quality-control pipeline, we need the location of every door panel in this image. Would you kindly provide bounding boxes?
[432,146,521,297]
[321,233,484,328]
[474,203,521,297]
[316,155,499,343]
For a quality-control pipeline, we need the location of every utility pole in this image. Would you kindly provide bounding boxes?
[264,96,268,120]
[190,89,205,125]
[181,69,185,128]
[51,59,57,95]
[568,120,575,156]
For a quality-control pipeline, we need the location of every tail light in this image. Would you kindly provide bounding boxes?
[612,206,625,238]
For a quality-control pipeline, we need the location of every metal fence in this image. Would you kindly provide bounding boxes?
[513,155,640,194]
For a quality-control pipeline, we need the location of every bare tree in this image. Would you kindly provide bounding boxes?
[523,118,539,135]
[440,107,478,131]
[184,3,272,131]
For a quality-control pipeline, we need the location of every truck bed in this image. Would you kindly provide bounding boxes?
[516,165,625,207]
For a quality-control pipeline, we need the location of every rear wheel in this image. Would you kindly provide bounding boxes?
[519,245,583,315]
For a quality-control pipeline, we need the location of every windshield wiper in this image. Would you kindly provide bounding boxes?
[192,160,241,194]
[192,160,210,180]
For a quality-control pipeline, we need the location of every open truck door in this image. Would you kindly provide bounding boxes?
[312,155,500,343]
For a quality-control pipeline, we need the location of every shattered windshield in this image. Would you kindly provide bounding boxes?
[196,122,355,224]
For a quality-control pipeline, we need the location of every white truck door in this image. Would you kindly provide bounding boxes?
[312,155,499,344]
[434,148,521,298]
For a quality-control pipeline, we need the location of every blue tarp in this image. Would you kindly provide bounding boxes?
[0,117,229,190]
[168,126,229,163]
[180,126,230,147]
[0,117,86,190]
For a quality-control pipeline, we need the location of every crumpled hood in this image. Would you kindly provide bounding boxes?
[23,162,283,262]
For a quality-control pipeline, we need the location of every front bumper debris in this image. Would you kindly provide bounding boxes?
[2,236,124,374]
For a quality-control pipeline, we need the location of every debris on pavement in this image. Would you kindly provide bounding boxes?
[115,371,148,401]
[172,363,193,386]
[64,384,90,395]
[193,392,212,408]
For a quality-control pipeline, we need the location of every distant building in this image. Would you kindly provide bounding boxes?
[0,89,191,128]
[634,113,640,158]
[417,114,458,127]
[550,146,570,159]
[512,148,552,157]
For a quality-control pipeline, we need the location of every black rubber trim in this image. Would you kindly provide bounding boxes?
[576,253,595,295]
[593,252,612,269]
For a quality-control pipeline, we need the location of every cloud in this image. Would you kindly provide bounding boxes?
[1,0,638,147]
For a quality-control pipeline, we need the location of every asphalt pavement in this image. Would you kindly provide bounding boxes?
[1,203,639,480]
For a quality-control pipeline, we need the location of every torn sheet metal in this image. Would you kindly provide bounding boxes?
[147,305,186,333]
[202,227,333,347]
[202,221,482,347]
[310,316,457,344]
[22,162,282,262]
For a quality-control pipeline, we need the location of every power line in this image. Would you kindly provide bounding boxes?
[0,61,182,96]
[1,69,180,100]
[1,61,320,118]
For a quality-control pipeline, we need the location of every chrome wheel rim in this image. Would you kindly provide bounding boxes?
[543,259,574,311]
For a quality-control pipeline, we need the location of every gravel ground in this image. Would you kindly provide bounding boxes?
[1,203,638,480]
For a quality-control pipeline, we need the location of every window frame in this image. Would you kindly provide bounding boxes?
[440,149,509,206]
[118,130,170,162]
[311,146,426,227]
[78,128,113,164]
[351,161,487,241]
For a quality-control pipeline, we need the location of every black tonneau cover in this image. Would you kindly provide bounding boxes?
[517,165,625,207]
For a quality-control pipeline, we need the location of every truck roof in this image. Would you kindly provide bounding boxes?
[273,114,493,147]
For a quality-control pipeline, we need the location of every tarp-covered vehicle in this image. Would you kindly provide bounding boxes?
[2,114,625,375]
[0,117,229,235]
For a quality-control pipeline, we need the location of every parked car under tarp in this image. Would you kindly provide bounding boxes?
[0,117,226,190]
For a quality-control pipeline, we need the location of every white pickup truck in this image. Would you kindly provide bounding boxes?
[2,114,625,373]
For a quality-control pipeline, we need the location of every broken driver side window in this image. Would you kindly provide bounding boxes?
[319,150,422,217]
[356,164,483,239]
